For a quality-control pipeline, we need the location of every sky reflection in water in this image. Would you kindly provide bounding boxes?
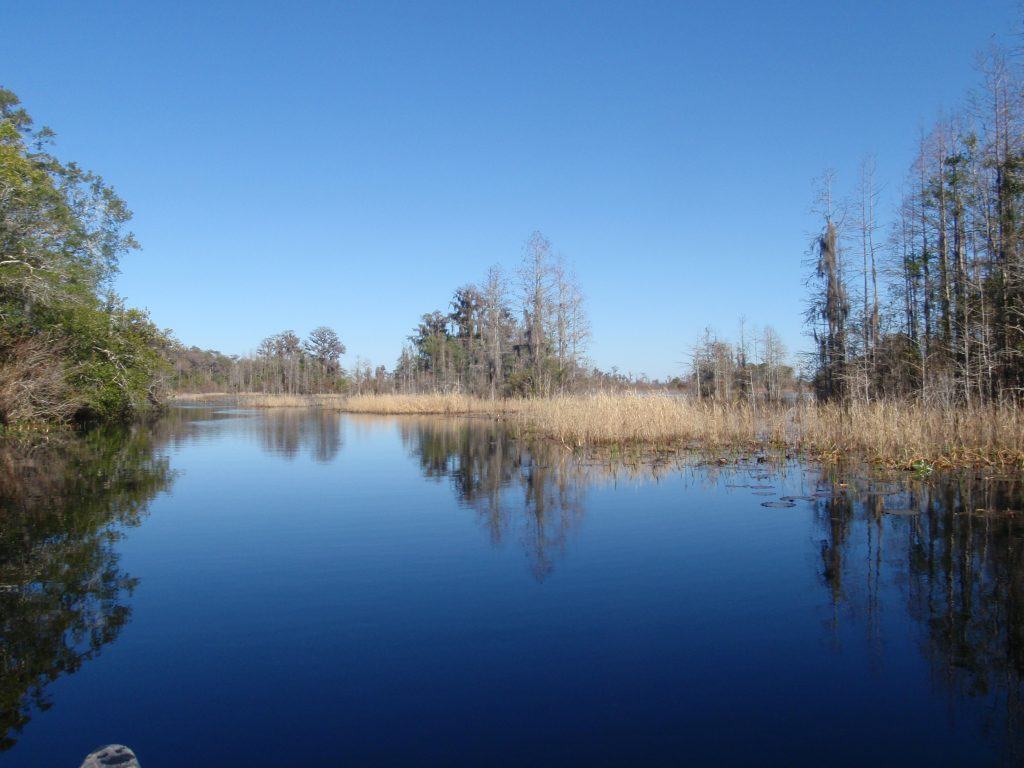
[1,406,1023,767]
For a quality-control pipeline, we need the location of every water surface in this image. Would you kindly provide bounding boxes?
[1,407,1023,766]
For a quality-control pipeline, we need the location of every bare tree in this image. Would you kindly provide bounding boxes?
[807,170,850,400]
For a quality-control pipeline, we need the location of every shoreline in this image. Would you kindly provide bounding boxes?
[166,392,1024,471]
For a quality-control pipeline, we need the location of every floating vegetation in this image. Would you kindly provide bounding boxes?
[762,501,797,508]
[909,459,934,477]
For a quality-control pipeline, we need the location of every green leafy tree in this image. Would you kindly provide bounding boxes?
[0,86,166,424]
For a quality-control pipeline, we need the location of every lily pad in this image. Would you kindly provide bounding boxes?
[762,501,797,508]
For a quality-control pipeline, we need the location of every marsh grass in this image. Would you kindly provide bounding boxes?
[168,392,236,402]
[169,392,347,408]
[168,392,1024,468]
[342,393,518,415]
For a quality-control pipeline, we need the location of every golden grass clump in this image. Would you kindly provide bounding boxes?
[514,394,788,448]
[513,394,1024,468]
[792,400,1024,469]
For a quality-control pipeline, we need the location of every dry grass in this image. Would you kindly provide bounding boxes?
[515,395,786,447]
[517,395,1024,468]
[235,393,348,408]
[0,335,78,425]
[793,400,1024,469]
[342,393,518,415]
[167,392,1024,468]
[168,392,347,408]
[167,392,235,402]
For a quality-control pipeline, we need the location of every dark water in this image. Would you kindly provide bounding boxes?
[2,407,1024,767]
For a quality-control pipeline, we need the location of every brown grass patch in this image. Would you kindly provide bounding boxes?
[341,393,518,415]
[166,392,1024,468]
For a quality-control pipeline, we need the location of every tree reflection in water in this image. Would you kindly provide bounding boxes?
[814,468,1024,762]
[400,417,589,580]
[5,408,1024,761]
[402,418,1024,758]
[249,408,343,462]
[0,425,176,751]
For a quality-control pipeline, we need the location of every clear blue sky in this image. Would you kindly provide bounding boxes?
[3,1,1017,379]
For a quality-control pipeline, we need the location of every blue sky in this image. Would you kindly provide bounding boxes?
[3,1,1017,379]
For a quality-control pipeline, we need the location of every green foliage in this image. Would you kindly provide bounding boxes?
[909,459,934,477]
[0,86,166,424]
[58,300,167,420]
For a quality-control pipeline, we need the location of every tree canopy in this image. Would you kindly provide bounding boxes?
[0,86,166,424]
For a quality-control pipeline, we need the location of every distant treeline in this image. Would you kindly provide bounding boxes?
[168,327,353,395]
[806,45,1024,404]
[171,232,628,397]
[170,229,803,399]
[168,241,798,400]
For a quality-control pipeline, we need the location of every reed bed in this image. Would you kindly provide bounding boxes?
[167,392,233,402]
[235,393,348,408]
[167,392,1024,468]
[341,393,518,415]
[169,392,348,408]
[792,400,1024,469]
[517,394,1024,468]
[514,394,786,448]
